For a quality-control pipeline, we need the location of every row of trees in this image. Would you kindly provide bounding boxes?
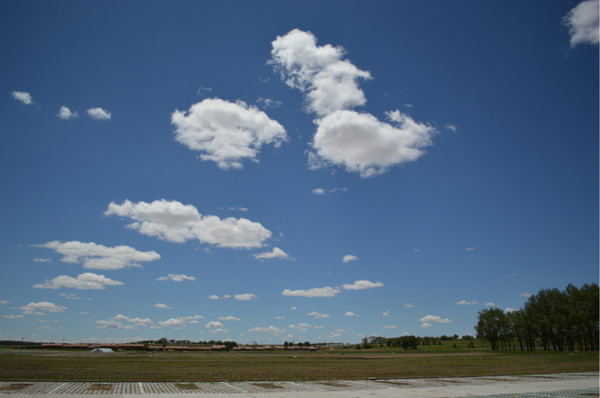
[476,283,598,351]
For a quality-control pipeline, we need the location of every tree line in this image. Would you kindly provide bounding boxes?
[476,283,598,351]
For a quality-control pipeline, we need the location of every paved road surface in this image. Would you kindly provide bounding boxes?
[0,372,597,397]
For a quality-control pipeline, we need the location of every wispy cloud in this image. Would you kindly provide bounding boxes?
[21,302,66,314]
[282,286,341,298]
[57,106,78,120]
[455,299,479,306]
[156,274,196,282]
[419,314,451,328]
[308,311,330,319]
[36,240,160,270]
[341,280,384,290]
[234,293,256,301]
[253,247,290,260]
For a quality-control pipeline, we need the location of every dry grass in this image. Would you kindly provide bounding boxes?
[88,384,112,391]
[0,383,32,391]
[252,382,282,389]
[0,349,597,382]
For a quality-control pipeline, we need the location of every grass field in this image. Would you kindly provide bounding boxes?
[0,347,597,382]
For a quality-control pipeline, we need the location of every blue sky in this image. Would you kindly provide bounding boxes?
[1,0,598,344]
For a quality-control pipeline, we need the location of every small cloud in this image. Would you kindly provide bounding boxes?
[4,315,25,319]
[33,257,52,263]
[383,325,397,329]
[57,106,78,120]
[404,103,414,108]
[253,247,290,260]
[289,306,296,311]
[419,314,451,328]
[219,316,241,321]
[248,325,285,334]
[484,302,496,306]
[341,280,384,290]
[208,295,220,300]
[342,254,358,263]
[0,300,10,304]
[205,320,225,329]
[520,292,532,298]
[564,0,600,47]
[275,315,285,320]
[21,302,66,314]
[455,300,479,306]
[234,293,256,301]
[445,123,458,132]
[505,308,520,313]
[154,303,171,309]
[197,87,212,96]
[312,188,325,195]
[87,107,112,120]
[505,273,518,278]
[257,97,282,109]
[34,273,123,290]
[308,311,330,319]
[382,310,390,317]
[344,311,358,317]
[465,247,476,252]
[404,304,414,308]
[11,91,33,105]
[156,274,196,282]
[282,286,340,298]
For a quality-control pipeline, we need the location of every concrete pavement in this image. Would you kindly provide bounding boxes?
[0,372,597,397]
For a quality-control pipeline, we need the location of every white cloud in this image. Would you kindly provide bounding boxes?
[455,300,479,306]
[465,247,476,252]
[158,315,204,328]
[341,280,384,290]
[344,311,358,317]
[248,325,285,334]
[445,123,458,132]
[171,98,287,170]
[105,199,271,249]
[342,254,358,263]
[33,272,123,290]
[33,257,52,263]
[485,302,496,307]
[156,273,196,282]
[234,293,256,301]
[11,91,33,105]
[520,292,532,298]
[289,323,312,332]
[382,310,390,317]
[564,0,599,47]
[312,188,325,195]
[21,302,66,314]
[270,29,371,116]
[36,240,160,270]
[505,308,520,314]
[257,97,282,109]
[57,106,78,120]
[0,300,10,304]
[87,107,111,120]
[308,311,330,319]
[419,315,451,328]
[219,316,241,321]
[404,304,414,308]
[208,295,220,300]
[4,315,24,319]
[281,286,340,298]
[310,110,435,178]
[383,325,397,329]
[154,303,171,309]
[253,247,290,260]
[206,321,225,329]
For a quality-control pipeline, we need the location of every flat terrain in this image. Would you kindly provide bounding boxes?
[0,349,597,382]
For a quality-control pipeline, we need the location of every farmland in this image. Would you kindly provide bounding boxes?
[0,345,597,382]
